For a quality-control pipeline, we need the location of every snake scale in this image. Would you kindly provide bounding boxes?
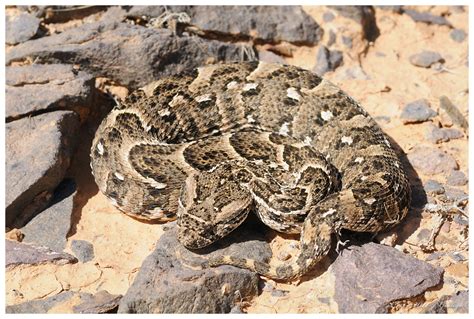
[90,61,411,280]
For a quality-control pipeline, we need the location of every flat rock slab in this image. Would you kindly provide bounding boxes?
[5,240,77,268]
[6,64,95,120]
[6,111,80,227]
[127,5,322,45]
[118,222,271,313]
[6,290,121,314]
[407,146,458,175]
[70,239,95,263]
[6,21,255,90]
[332,242,444,313]
[6,12,41,45]
[21,179,77,252]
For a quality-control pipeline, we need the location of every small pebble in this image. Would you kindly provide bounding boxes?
[401,99,437,124]
[424,179,445,195]
[444,187,467,202]
[416,229,431,241]
[327,29,336,46]
[70,239,95,263]
[341,35,353,48]
[425,251,445,261]
[453,215,468,226]
[425,124,463,144]
[409,51,444,68]
[271,289,290,297]
[449,252,467,262]
[375,51,386,57]
[450,29,467,42]
[277,251,292,261]
[323,11,335,22]
[446,170,468,186]
[314,46,344,75]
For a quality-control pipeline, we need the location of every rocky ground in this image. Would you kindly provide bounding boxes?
[5,5,469,314]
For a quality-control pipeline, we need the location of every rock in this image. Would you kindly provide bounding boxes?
[6,290,121,314]
[446,170,468,186]
[425,123,463,143]
[423,180,445,195]
[71,239,95,263]
[444,187,467,202]
[332,242,444,313]
[118,222,271,313]
[409,51,445,68]
[229,305,244,313]
[404,9,452,27]
[341,35,353,48]
[6,12,41,45]
[439,96,468,130]
[327,30,336,46]
[6,21,255,90]
[127,6,323,45]
[6,64,95,121]
[21,179,76,252]
[271,289,289,297]
[258,50,287,64]
[449,252,467,262]
[314,46,344,75]
[423,296,449,313]
[450,29,467,42]
[323,11,335,22]
[327,6,380,42]
[447,290,468,313]
[400,99,437,124]
[5,240,77,268]
[72,290,122,314]
[407,146,458,175]
[336,66,370,80]
[6,291,77,313]
[6,111,80,227]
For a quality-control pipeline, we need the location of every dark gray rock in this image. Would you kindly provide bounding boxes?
[439,96,468,130]
[400,99,437,124]
[71,239,95,263]
[409,51,445,68]
[73,290,122,314]
[332,242,444,313]
[21,179,76,252]
[6,291,77,313]
[425,123,463,143]
[447,290,468,313]
[407,146,458,175]
[423,296,449,313]
[327,6,380,42]
[314,46,344,75]
[6,290,121,314]
[118,222,271,313]
[258,50,287,64]
[5,240,77,268]
[6,111,80,227]
[127,6,323,45]
[6,12,41,45]
[424,180,445,195]
[446,170,468,186]
[404,9,452,27]
[6,21,255,90]
[6,64,95,120]
[450,29,467,42]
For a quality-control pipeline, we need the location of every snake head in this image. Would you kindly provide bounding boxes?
[177,163,253,249]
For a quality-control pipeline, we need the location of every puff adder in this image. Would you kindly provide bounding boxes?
[90,61,411,280]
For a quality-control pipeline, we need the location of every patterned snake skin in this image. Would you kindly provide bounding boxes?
[90,61,411,279]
